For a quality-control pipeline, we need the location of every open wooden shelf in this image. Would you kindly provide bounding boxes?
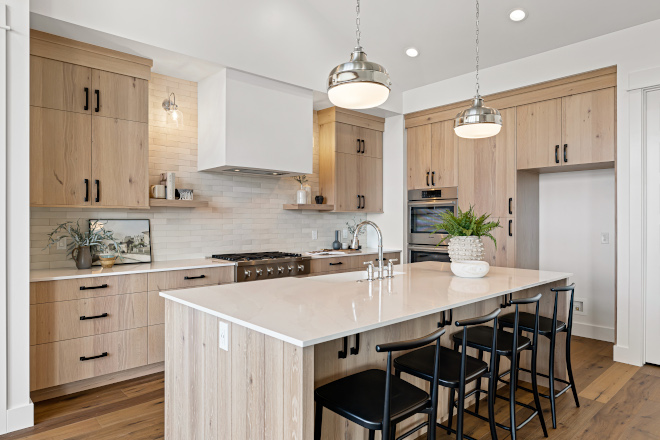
[149,199,208,208]
[283,204,334,211]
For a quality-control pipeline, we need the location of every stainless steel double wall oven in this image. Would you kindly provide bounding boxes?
[407,187,458,263]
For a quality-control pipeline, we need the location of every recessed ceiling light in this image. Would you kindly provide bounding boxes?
[405,47,419,58]
[234,169,240,172]
[509,8,527,22]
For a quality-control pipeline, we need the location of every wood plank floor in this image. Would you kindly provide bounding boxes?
[1,336,659,440]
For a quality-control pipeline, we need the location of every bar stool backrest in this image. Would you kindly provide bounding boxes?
[509,293,544,371]
[550,283,576,338]
[375,327,446,440]
[455,309,502,386]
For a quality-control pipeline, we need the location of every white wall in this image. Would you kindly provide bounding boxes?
[367,115,405,252]
[400,18,660,365]
[539,170,615,342]
[3,0,32,433]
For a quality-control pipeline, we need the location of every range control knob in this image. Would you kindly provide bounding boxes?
[298,264,305,271]
[288,265,294,272]
[278,266,285,274]
[255,268,263,276]
[266,267,274,275]
[243,269,252,278]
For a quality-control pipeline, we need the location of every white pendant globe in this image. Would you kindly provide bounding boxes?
[454,97,502,139]
[328,81,390,110]
[454,122,502,139]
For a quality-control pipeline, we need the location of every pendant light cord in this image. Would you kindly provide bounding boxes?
[356,0,361,48]
[475,0,480,98]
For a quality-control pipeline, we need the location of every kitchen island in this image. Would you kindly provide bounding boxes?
[161,262,571,440]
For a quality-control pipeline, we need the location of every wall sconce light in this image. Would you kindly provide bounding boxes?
[162,92,183,126]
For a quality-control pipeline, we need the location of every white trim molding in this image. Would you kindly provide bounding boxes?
[6,402,33,433]
[573,323,615,343]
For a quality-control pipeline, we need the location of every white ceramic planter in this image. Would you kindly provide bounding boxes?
[450,260,490,278]
[448,236,485,262]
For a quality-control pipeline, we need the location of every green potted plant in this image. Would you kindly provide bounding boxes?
[45,220,122,270]
[432,206,501,277]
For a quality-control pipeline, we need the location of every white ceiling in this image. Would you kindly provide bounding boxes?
[30,0,660,101]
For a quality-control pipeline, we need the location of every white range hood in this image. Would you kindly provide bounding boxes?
[198,68,313,176]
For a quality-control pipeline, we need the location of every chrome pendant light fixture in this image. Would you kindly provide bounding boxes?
[327,0,391,109]
[454,0,502,139]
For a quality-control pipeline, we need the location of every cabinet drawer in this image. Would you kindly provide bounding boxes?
[147,266,234,291]
[148,324,164,364]
[310,257,357,274]
[30,327,148,391]
[30,292,148,345]
[30,274,148,304]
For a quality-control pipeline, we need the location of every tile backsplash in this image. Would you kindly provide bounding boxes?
[30,73,362,270]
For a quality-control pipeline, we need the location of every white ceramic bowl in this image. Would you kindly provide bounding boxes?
[450,260,490,278]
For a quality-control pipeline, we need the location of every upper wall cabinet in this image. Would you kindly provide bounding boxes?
[319,107,384,213]
[407,119,458,190]
[517,87,615,170]
[29,31,152,209]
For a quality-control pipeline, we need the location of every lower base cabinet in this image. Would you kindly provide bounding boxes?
[309,252,401,275]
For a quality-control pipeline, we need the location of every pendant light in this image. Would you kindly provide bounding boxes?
[327,0,391,109]
[454,0,502,139]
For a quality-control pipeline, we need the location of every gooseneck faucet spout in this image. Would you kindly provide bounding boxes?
[351,220,385,280]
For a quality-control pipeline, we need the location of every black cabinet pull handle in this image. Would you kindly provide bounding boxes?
[426,171,430,186]
[563,144,568,163]
[350,333,360,355]
[95,180,100,203]
[84,179,89,202]
[374,258,388,262]
[509,197,513,215]
[84,87,89,111]
[184,274,206,280]
[80,284,108,291]
[329,262,343,266]
[80,352,108,362]
[94,90,100,112]
[361,195,365,209]
[357,195,361,209]
[338,336,348,359]
[356,139,361,153]
[431,171,436,186]
[80,313,108,321]
[555,145,559,164]
[509,219,513,237]
[361,140,365,154]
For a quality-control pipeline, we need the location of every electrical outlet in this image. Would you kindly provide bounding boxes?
[57,237,67,250]
[218,321,229,351]
[573,299,586,315]
[312,230,318,240]
[342,229,348,239]
[601,233,609,244]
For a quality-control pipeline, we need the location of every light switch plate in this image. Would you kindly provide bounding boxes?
[601,233,609,244]
[219,321,229,351]
[342,229,348,239]
[312,230,318,240]
[57,237,66,250]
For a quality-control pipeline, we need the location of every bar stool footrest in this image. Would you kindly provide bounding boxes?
[499,368,573,399]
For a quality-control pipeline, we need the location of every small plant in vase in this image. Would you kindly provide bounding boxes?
[432,206,501,278]
[45,220,122,269]
[292,175,309,204]
[345,216,366,249]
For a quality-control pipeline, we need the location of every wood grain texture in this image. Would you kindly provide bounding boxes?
[359,155,383,212]
[579,362,640,403]
[91,69,149,123]
[562,87,616,166]
[30,274,148,305]
[30,56,91,114]
[29,107,92,207]
[430,120,459,188]
[147,324,165,364]
[30,327,148,391]
[333,152,360,212]
[360,126,383,158]
[91,117,149,208]
[30,292,148,345]
[147,266,234,292]
[482,218,516,268]
[516,99,562,170]
[317,107,385,131]
[407,124,432,190]
[335,122,360,155]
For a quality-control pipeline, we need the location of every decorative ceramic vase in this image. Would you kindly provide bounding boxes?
[72,246,92,270]
[332,231,341,250]
[303,184,312,204]
[99,254,117,269]
[296,187,307,204]
[350,238,360,250]
[450,261,490,278]
[448,236,485,262]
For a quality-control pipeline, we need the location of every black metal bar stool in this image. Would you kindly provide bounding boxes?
[393,309,501,440]
[314,327,445,440]
[499,283,580,429]
[452,295,548,440]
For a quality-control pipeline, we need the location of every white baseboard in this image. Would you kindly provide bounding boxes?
[572,322,615,342]
[613,344,644,367]
[6,401,34,433]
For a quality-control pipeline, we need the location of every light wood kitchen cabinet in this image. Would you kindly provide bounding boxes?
[407,120,458,190]
[30,56,92,114]
[92,117,149,208]
[517,88,615,170]
[458,107,516,218]
[562,87,615,166]
[319,107,384,213]
[91,69,149,123]
[482,218,516,268]
[30,107,92,207]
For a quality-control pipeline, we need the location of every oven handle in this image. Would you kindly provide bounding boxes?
[408,200,457,208]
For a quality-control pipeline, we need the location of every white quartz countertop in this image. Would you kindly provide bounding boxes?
[161,262,572,347]
[305,248,401,259]
[30,259,235,282]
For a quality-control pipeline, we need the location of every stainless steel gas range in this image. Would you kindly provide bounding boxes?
[212,252,311,283]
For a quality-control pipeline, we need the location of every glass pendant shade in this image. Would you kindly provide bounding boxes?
[327,47,391,109]
[454,97,502,139]
[168,108,183,126]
